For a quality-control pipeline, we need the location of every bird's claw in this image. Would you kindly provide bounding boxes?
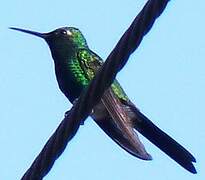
[64,98,85,125]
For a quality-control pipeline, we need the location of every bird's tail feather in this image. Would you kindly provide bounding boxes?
[131,107,197,174]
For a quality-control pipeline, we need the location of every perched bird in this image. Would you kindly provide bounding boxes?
[10,27,196,173]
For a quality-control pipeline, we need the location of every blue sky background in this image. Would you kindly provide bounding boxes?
[1,0,204,179]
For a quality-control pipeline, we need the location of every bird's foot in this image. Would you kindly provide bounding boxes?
[64,98,85,125]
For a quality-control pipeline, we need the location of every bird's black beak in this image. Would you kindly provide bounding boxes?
[9,27,48,39]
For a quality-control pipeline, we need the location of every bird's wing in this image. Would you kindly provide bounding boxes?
[77,48,197,173]
[77,48,103,79]
[77,48,152,160]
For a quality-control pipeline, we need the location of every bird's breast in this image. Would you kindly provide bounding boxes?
[53,58,89,103]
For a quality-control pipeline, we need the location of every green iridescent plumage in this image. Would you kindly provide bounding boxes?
[76,48,129,101]
[67,56,89,86]
[49,27,129,102]
[10,26,197,174]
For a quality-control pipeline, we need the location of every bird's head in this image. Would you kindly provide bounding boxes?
[10,26,88,59]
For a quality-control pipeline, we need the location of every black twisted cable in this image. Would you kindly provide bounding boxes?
[21,0,170,179]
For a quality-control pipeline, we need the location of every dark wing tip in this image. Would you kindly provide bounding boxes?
[135,152,153,161]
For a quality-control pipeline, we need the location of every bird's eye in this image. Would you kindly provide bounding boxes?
[60,29,67,35]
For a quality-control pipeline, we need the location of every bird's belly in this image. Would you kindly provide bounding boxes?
[55,69,86,103]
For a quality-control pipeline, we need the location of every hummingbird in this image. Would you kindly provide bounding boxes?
[10,27,196,173]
